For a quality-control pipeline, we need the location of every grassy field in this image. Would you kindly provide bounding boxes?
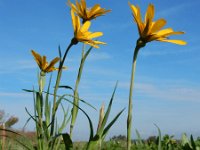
[0,0,189,149]
[1,130,200,150]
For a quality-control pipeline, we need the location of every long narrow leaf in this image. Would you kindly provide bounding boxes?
[98,82,118,135]
[58,104,71,133]
[154,124,162,150]
[25,107,37,122]
[45,73,52,127]
[58,45,62,61]
[62,133,73,150]
[102,108,125,139]
[190,135,196,150]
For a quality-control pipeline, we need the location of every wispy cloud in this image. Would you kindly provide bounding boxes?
[87,52,111,61]
[0,91,31,98]
[0,60,36,74]
[68,51,111,63]
[140,46,197,57]
[135,82,200,103]
[97,79,200,103]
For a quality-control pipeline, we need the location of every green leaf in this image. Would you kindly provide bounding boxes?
[55,95,66,112]
[102,108,125,139]
[135,129,143,146]
[62,133,73,150]
[44,73,52,128]
[58,45,62,60]
[58,85,74,91]
[43,90,96,110]
[25,107,37,122]
[97,82,118,136]
[190,135,196,150]
[58,104,71,133]
[154,124,162,150]
[22,89,34,92]
[83,46,93,61]
[22,117,32,130]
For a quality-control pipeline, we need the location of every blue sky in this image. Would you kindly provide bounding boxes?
[0,0,200,141]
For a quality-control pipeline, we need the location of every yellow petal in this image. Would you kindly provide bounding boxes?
[68,0,78,13]
[75,0,82,13]
[80,0,86,12]
[156,28,174,36]
[93,40,106,45]
[71,10,76,31]
[162,31,185,37]
[151,19,166,33]
[76,15,81,31]
[145,4,154,25]
[129,3,143,34]
[157,39,187,45]
[142,20,151,37]
[45,57,60,72]
[80,21,91,32]
[128,2,138,17]
[88,4,101,18]
[42,56,47,70]
[84,41,99,48]
[87,32,103,39]
[31,50,42,67]
[143,4,154,36]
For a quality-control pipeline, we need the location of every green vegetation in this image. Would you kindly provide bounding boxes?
[0,0,188,149]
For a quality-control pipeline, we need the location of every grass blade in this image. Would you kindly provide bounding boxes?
[102,108,125,139]
[97,82,118,136]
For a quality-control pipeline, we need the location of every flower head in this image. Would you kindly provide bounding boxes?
[31,50,60,73]
[129,2,187,45]
[68,0,111,23]
[71,10,106,48]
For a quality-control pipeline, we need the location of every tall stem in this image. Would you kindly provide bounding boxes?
[70,44,87,137]
[50,42,73,142]
[127,40,143,150]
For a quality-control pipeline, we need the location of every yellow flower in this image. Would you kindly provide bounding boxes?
[31,50,60,73]
[68,0,111,23]
[71,10,106,48]
[129,2,187,45]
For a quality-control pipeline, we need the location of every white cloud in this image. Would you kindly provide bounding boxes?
[95,79,200,103]
[0,60,36,74]
[87,52,111,61]
[68,51,111,62]
[135,82,200,102]
[0,91,31,98]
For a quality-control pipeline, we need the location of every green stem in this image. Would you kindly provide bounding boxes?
[50,42,73,147]
[70,44,86,137]
[127,39,144,150]
[37,73,45,150]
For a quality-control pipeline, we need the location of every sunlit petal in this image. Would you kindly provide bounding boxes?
[129,2,186,46]
[31,50,42,67]
[162,31,185,37]
[68,0,110,21]
[80,21,91,32]
[157,39,187,45]
[145,4,154,25]
[71,10,76,31]
[42,56,47,70]
[45,57,60,72]
[87,32,103,39]
[151,19,166,33]
[156,28,174,36]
